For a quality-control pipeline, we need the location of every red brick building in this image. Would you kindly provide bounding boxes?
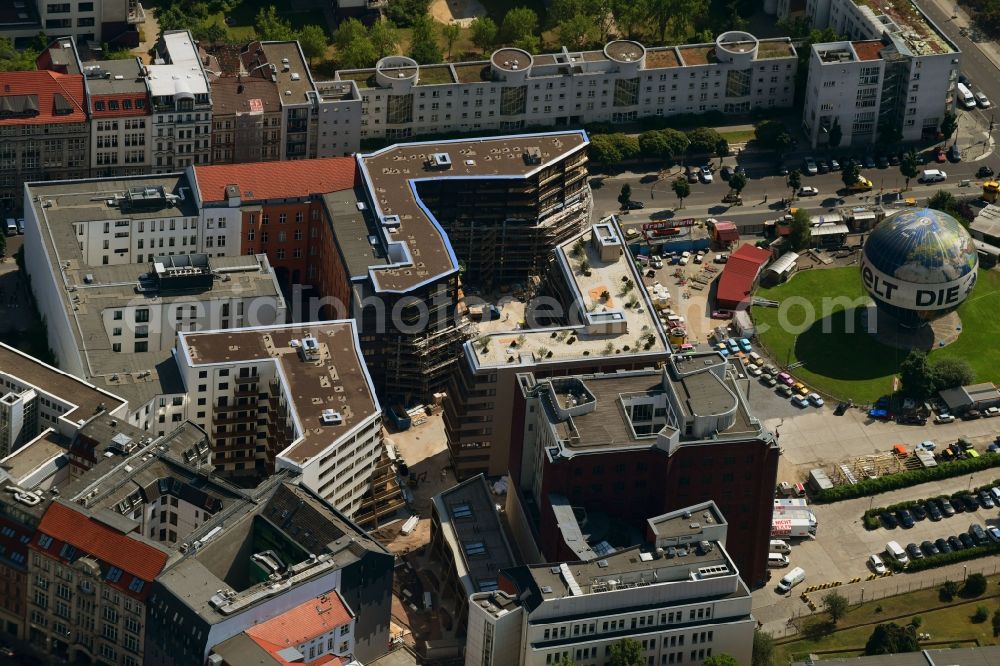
[507,354,779,588]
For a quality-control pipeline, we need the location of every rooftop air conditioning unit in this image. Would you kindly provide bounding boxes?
[320,409,343,426]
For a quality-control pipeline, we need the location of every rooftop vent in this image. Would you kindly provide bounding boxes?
[428,152,452,169]
[320,409,343,426]
[299,335,320,361]
[290,72,301,81]
[523,147,542,165]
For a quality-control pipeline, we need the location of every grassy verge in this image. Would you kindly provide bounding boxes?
[752,268,1000,403]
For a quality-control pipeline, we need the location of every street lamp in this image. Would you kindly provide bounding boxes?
[964,564,968,580]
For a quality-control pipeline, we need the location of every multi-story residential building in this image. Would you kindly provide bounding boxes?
[0,342,127,459]
[443,216,671,480]
[0,481,47,644]
[0,63,89,213]
[27,499,171,665]
[173,321,404,522]
[144,479,395,666]
[335,33,796,141]
[465,501,755,666]
[313,78,363,157]
[430,474,518,636]
[147,31,213,172]
[0,0,144,47]
[505,353,780,588]
[22,173,286,436]
[83,57,153,176]
[792,0,960,146]
[208,589,357,665]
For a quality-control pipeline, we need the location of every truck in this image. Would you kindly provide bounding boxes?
[771,509,817,538]
[773,498,809,510]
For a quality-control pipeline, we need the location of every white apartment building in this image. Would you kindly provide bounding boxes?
[465,502,755,666]
[313,79,363,157]
[789,0,960,147]
[174,322,385,516]
[0,342,128,458]
[147,31,213,172]
[0,0,144,46]
[334,32,796,141]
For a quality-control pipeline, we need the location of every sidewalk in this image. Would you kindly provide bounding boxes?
[924,0,1000,74]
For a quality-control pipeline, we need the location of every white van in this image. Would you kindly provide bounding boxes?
[919,169,947,183]
[885,540,909,565]
[769,539,791,554]
[956,82,977,109]
[4,218,16,236]
[768,553,790,568]
[776,566,805,593]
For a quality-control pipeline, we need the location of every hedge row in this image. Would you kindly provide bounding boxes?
[862,478,1000,527]
[814,453,1000,503]
[886,542,1000,573]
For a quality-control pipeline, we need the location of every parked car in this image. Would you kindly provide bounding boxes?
[803,157,818,175]
[935,146,947,163]
[948,535,964,551]
[626,200,645,210]
[970,523,988,545]
[934,413,955,424]
[760,374,777,387]
[919,169,947,183]
[920,540,939,557]
[869,554,887,574]
[978,490,995,509]
[896,508,915,529]
[962,409,982,420]
[817,159,830,174]
[948,144,962,162]
[807,392,824,407]
[734,165,747,178]
[905,542,924,560]
[829,158,841,171]
[911,504,927,521]
[791,395,810,408]
[776,385,793,397]
[714,253,729,264]
[699,165,714,183]
[738,338,752,352]
[863,154,877,168]
[938,498,956,517]
[777,372,794,385]
[961,495,979,512]
[926,501,943,521]
[935,537,952,553]
[720,166,734,181]
[976,91,991,108]
[977,165,995,178]
[798,186,820,196]
[876,155,890,169]
[959,532,975,549]
[687,166,700,183]
[988,527,1000,543]
[880,511,899,529]
[764,364,779,376]
[834,401,851,416]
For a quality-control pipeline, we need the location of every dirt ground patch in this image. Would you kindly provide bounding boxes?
[430,0,487,26]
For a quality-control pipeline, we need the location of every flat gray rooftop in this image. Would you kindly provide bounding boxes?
[82,59,149,96]
[322,188,389,280]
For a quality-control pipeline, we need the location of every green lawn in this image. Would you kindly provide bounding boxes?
[752,267,1000,403]
[776,574,1000,663]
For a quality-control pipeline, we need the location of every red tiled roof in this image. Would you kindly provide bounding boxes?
[33,502,168,582]
[852,41,884,62]
[246,590,353,650]
[194,159,358,203]
[713,221,740,242]
[0,70,87,125]
[716,243,771,309]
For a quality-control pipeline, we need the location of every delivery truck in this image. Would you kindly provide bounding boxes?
[771,509,817,538]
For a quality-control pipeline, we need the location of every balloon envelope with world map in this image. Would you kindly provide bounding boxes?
[859,208,978,328]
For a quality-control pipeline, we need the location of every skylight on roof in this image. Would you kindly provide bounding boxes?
[106,566,124,583]
[463,541,486,557]
[38,534,53,550]
[451,503,472,519]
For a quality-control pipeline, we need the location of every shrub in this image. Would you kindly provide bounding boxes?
[964,573,988,597]
[973,606,989,623]
[905,544,998,573]
[816,454,1000,503]
[941,580,959,601]
[910,615,922,628]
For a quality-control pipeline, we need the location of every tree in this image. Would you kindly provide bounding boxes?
[0,36,38,71]
[409,15,443,64]
[754,119,792,154]
[900,149,919,190]
[557,14,596,50]
[339,38,378,69]
[470,16,497,54]
[787,169,801,201]
[932,357,973,391]
[255,6,296,41]
[672,177,691,209]
[963,572,988,597]
[441,23,461,59]
[369,18,399,58]
[501,7,539,44]
[686,127,723,154]
[929,190,957,212]
[899,350,935,400]
[823,591,849,624]
[992,608,1000,637]
[728,172,748,197]
[618,183,632,209]
[589,133,639,164]
[701,656,739,666]
[940,111,959,141]
[827,122,843,149]
[638,129,688,161]
[387,0,432,27]
[609,638,644,666]
[334,18,368,51]
[715,138,730,166]
[198,22,230,44]
[647,0,708,42]
[297,25,329,65]
[841,161,861,189]
[865,623,919,656]
[752,629,775,666]
[788,208,812,250]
